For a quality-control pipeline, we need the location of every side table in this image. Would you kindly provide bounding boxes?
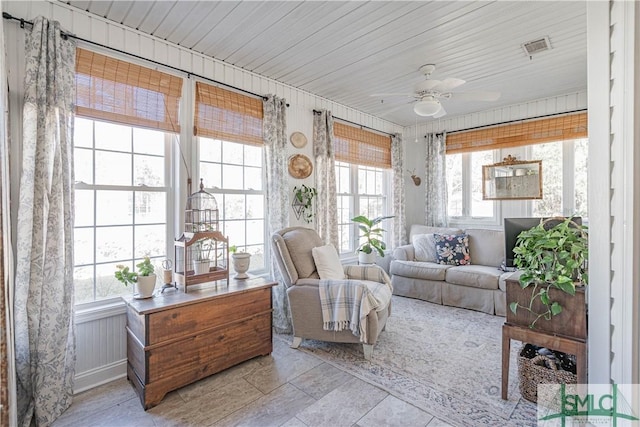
[501,323,587,400]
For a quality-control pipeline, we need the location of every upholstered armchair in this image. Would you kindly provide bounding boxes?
[271,227,392,360]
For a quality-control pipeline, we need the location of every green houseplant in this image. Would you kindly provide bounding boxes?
[509,217,588,328]
[292,185,317,223]
[115,256,157,298]
[352,215,394,264]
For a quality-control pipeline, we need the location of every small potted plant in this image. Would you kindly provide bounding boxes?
[351,215,394,264]
[192,239,212,275]
[292,185,317,223]
[508,217,588,333]
[229,245,251,280]
[115,256,156,299]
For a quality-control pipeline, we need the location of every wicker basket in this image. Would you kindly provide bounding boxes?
[518,345,577,403]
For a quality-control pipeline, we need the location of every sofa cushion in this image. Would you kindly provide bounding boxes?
[412,234,438,262]
[445,265,502,290]
[312,244,345,280]
[434,233,471,266]
[390,260,452,281]
[465,228,505,268]
[409,225,463,242]
[282,228,324,279]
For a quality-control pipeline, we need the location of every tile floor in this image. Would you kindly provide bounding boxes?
[52,336,454,427]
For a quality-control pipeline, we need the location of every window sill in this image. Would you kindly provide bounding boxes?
[75,297,127,324]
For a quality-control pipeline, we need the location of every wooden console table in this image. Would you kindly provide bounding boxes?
[124,277,276,409]
[502,278,587,400]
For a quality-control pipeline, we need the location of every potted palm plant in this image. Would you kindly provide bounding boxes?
[351,215,394,264]
[115,256,156,299]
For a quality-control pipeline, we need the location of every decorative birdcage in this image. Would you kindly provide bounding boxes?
[185,178,219,233]
[174,179,229,292]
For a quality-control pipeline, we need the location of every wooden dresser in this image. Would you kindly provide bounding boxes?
[124,277,276,409]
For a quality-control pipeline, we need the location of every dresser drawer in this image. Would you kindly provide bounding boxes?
[147,311,272,382]
[147,287,271,345]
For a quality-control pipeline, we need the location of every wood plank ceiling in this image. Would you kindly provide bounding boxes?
[61,1,587,126]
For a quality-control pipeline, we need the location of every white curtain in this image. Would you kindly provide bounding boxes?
[262,95,292,333]
[14,17,76,427]
[391,133,407,246]
[312,110,339,248]
[0,11,16,427]
[424,132,449,227]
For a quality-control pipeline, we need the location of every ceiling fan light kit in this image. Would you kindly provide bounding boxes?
[414,97,442,116]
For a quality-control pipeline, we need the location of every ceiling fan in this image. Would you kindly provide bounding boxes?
[372,64,501,118]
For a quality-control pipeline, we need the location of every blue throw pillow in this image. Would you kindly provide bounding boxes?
[434,233,471,266]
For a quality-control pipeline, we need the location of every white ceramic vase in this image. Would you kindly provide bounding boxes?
[193,259,210,275]
[232,253,251,279]
[135,274,156,299]
[358,251,376,265]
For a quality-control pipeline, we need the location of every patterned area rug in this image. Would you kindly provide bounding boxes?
[276,295,538,427]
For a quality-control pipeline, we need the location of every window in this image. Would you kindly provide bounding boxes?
[194,82,265,274]
[199,138,265,273]
[531,138,588,218]
[73,48,182,304]
[336,162,389,254]
[73,118,171,303]
[446,149,496,219]
[333,122,392,255]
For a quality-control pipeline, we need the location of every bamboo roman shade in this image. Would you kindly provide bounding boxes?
[75,48,182,133]
[334,122,391,168]
[194,82,263,146]
[446,112,588,154]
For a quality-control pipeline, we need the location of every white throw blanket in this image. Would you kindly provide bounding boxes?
[319,273,392,343]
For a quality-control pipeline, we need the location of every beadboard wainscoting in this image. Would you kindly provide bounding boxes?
[74,300,128,393]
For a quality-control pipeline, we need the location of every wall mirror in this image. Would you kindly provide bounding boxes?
[482,155,542,200]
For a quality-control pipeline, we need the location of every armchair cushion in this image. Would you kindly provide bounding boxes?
[281,227,324,279]
[312,244,346,280]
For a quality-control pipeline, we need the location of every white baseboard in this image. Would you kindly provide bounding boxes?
[74,359,127,394]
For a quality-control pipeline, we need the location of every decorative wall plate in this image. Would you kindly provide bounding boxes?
[290,131,308,148]
[288,154,313,179]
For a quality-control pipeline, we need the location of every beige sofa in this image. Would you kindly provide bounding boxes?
[390,224,516,316]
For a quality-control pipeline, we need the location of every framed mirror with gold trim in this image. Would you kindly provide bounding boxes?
[482,155,542,200]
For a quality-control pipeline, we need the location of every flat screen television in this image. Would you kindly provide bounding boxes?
[503,217,582,268]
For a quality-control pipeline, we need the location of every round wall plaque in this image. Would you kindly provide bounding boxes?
[290,132,308,148]
[288,154,313,179]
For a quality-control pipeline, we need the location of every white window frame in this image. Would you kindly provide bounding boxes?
[527,138,588,219]
[73,118,174,304]
[196,137,268,276]
[447,149,500,227]
[336,161,392,256]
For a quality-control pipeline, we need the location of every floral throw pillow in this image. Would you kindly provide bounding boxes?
[434,233,471,266]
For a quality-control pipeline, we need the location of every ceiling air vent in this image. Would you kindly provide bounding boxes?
[522,36,552,56]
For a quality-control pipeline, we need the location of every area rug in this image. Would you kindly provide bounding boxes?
[276,296,538,427]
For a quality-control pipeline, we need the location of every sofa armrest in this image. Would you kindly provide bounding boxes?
[392,244,415,261]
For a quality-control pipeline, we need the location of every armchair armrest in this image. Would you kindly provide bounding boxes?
[343,264,392,290]
[392,244,415,261]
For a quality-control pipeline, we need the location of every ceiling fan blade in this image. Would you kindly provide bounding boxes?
[433,77,466,92]
[380,101,415,116]
[370,93,414,97]
[414,79,442,92]
[433,105,447,119]
[451,90,501,102]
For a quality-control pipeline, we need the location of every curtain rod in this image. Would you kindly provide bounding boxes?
[2,12,289,107]
[312,109,394,137]
[431,108,587,137]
